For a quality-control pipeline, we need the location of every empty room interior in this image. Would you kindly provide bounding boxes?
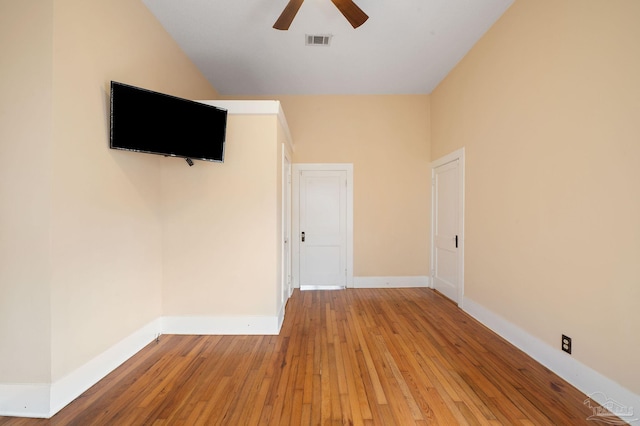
[1,0,638,424]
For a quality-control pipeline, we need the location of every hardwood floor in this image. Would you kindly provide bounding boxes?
[0,288,617,425]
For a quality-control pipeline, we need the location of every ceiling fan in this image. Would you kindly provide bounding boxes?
[273,0,369,30]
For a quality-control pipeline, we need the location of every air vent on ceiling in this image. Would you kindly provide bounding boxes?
[306,34,332,46]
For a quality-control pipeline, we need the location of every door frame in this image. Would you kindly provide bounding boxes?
[292,163,354,289]
[282,148,292,300]
[430,148,465,307]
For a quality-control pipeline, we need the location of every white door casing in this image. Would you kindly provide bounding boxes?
[431,148,465,305]
[292,164,354,290]
[282,148,292,303]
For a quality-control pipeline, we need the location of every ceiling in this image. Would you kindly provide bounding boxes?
[142,0,514,96]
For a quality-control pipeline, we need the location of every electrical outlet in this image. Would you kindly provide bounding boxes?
[562,334,572,354]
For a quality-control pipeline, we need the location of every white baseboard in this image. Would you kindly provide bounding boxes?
[353,276,430,289]
[50,319,161,416]
[162,315,281,335]
[1,314,280,419]
[463,297,640,426]
[0,319,161,419]
[277,303,286,334]
[0,383,50,418]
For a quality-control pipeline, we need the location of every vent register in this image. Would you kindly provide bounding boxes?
[306,34,332,46]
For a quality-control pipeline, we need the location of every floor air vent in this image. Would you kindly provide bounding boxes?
[306,34,332,46]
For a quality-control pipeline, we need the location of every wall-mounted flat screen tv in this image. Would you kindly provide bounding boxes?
[110,81,227,163]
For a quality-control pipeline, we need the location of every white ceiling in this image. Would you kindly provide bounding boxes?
[142,0,514,95]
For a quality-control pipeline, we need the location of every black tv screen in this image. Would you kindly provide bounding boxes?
[110,81,226,162]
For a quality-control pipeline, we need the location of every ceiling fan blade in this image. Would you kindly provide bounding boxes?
[273,0,305,30]
[331,0,368,28]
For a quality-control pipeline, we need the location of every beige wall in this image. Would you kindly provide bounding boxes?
[253,95,432,277]
[0,0,54,384]
[431,0,640,393]
[47,0,217,381]
[161,115,280,317]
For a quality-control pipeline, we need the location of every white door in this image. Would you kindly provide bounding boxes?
[299,170,347,290]
[432,149,464,304]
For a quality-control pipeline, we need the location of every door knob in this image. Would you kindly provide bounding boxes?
[301,232,305,242]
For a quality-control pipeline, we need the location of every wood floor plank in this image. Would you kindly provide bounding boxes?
[0,288,623,426]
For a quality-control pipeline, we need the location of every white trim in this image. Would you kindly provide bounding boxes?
[197,99,279,115]
[0,319,161,419]
[281,148,293,308]
[277,303,286,333]
[300,285,346,291]
[353,276,430,288]
[0,384,50,418]
[162,315,282,335]
[1,315,281,418]
[50,319,161,416]
[2,313,282,418]
[292,163,354,289]
[198,100,294,153]
[277,103,295,154]
[463,297,640,425]
[430,147,465,307]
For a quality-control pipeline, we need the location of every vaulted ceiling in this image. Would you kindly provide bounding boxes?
[143,0,514,95]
